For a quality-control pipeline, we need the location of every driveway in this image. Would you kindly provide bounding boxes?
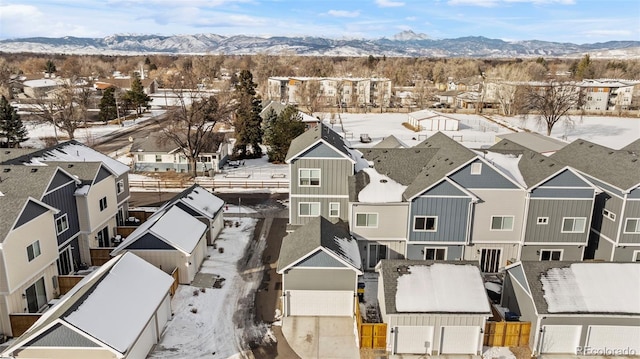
[282,316,360,359]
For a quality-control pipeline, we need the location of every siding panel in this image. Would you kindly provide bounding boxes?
[409,197,471,242]
[43,182,81,246]
[620,200,640,244]
[525,199,592,243]
[450,159,518,189]
[285,268,356,291]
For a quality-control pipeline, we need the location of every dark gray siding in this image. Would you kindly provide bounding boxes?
[42,182,81,246]
[406,244,463,260]
[284,268,356,291]
[95,167,111,183]
[46,171,75,192]
[449,159,518,189]
[299,142,344,158]
[116,173,130,205]
[290,197,349,226]
[628,188,640,199]
[583,175,624,197]
[290,158,352,196]
[15,201,49,229]
[520,245,584,261]
[422,180,467,197]
[26,323,99,347]
[591,232,614,261]
[530,188,594,198]
[620,200,640,244]
[296,249,347,268]
[125,233,175,250]
[539,169,589,187]
[590,193,623,243]
[409,197,471,242]
[612,246,640,261]
[524,199,592,243]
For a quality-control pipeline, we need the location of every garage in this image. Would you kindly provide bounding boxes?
[440,326,481,354]
[540,325,581,354]
[286,290,354,316]
[394,326,434,354]
[586,326,640,353]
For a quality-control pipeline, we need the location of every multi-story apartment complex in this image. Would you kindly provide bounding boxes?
[578,79,638,111]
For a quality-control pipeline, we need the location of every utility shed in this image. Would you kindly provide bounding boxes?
[407,110,459,131]
[1,253,174,359]
[502,261,640,356]
[376,260,491,355]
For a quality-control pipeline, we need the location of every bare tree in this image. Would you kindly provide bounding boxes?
[520,81,584,136]
[296,80,321,114]
[33,82,84,141]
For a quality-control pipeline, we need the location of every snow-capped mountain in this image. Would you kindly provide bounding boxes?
[1,32,638,58]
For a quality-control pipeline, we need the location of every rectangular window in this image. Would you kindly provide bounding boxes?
[624,218,640,233]
[537,217,549,225]
[491,216,514,231]
[25,277,47,313]
[356,213,378,227]
[470,162,482,175]
[633,250,640,262]
[99,196,108,211]
[562,217,586,233]
[299,202,320,217]
[116,180,125,195]
[414,216,437,231]
[55,214,69,235]
[603,209,616,221]
[424,247,446,260]
[27,240,41,262]
[299,168,321,187]
[136,154,144,161]
[155,155,162,162]
[329,202,340,217]
[540,249,562,261]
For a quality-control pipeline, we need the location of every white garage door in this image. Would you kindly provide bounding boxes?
[127,317,158,359]
[394,326,434,354]
[286,290,353,316]
[440,326,480,354]
[586,326,640,353]
[540,325,581,354]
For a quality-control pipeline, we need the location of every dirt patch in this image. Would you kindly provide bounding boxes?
[510,346,532,359]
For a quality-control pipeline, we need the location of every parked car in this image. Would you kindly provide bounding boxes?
[360,133,372,143]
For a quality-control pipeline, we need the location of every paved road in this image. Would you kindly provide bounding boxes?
[92,111,168,154]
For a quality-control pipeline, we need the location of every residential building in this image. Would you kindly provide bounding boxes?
[502,261,640,356]
[377,260,491,355]
[94,77,158,95]
[494,132,568,156]
[1,252,174,359]
[578,79,638,112]
[551,139,640,261]
[276,216,362,317]
[21,79,63,99]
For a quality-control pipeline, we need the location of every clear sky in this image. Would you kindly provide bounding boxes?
[1,0,638,43]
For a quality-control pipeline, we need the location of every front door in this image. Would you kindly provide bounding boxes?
[57,245,75,275]
[97,227,110,247]
[25,277,47,313]
[367,244,387,269]
[480,248,501,273]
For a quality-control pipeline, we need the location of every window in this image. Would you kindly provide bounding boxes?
[25,277,47,313]
[624,218,640,233]
[136,154,144,162]
[155,155,162,162]
[414,216,437,231]
[470,162,482,175]
[540,249,562,261]
[537,217,549,225]
[491,216,514,231]
[99,196,108,211]
[562,217,586,233]
[299,169,321,186]
[424,247,446,260]
[633,250,640,262]
[299,202,320,217]
[116,180,125,195]
[27,240,41,262]
[356,213,378,227]
[55,214,69,234]
[329,202,340,217]
[57,246,74,275]
[603,209,616,221]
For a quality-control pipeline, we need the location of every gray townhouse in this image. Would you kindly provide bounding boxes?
[551,139,640,262]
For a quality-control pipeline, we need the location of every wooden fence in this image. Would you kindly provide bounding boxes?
[355,298,387,349]
[484,321,531,347]
[128,179,288,190]
[10,313,41,337]
[115,226,138,237]
[58,275,84,295]
[90,248,114,266]
[169,267,179,296]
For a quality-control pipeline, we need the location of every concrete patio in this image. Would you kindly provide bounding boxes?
[282,316,360,359]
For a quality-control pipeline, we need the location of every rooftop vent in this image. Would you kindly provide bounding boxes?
[380,179,388,184]
[397,265,411,275]
[68,164,74,168]
[3,168,10,173]
[30,168,37,173]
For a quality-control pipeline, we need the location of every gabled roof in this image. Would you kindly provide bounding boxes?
[277,216,362,274]
[510,261,640,315]
[259,100,287,119]
[47,161,110,185]
[408,109,459,122]
[495,132,568,154]
[377,260,491,315]
[621,138,640,154]
[156,184,224,219]
[1,253,174,357]
[285,123,354,163]
[3,140,129,176]
[372,135,408,149]
[111,206,207,255]
[551,139,640,191]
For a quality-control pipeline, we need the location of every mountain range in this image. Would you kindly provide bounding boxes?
[1,30,638,58]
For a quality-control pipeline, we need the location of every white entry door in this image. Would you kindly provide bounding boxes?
[540,325,581,354]
[394,326,434,354]
[586,326,640,353]
[286,290,353,317]
[440,326,480,354]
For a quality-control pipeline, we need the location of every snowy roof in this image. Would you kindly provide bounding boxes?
[358,168,407,203]
[392,263,491,314]
[113,206,207,255]
[23,79,63,88]
[408,109,458,122]
[495,132,568,154]
[372,135,408,149]
[74,185,91,196]
[539,262,640,314]
[158,184,224,219]
[1,253,173,356]
[474,150,526,187]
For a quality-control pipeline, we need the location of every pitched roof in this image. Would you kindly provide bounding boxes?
[156,184,224,219]
[285,123,353,162]
[277,216,362,273]
[372,135,408,149]
[1,253,174,356]
[495,132,568,154]
[259,100,287,119]
[551,139,640,191]
[131,132,228,154]
[622,138,640,154]
[112,205,207,255]
[46,161,104,184]
[378,260,490,315]
[513,261,640,315]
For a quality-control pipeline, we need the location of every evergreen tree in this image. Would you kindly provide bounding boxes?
[45,60,56,75]
[98,87,118,122]
[233,70,263,158]
[0,95,28,148]
[264,106,305,163]
[122,75,151,116]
